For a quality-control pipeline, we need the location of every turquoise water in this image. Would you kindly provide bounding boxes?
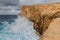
[0,15,39,40]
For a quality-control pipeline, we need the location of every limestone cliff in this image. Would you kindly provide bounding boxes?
[21,2,60,40]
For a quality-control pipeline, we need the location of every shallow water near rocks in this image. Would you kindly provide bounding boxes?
[0,15,39,40]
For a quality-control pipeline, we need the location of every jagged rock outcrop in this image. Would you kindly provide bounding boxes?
[41,18,60,40]
[21,2,60,40]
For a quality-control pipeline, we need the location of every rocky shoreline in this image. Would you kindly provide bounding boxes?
[21,2,60,40]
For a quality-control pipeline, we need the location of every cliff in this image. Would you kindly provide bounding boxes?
[21,2,60,40]
[41,18,60,40]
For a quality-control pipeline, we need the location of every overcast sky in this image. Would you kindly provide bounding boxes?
[0,0,60,15]
[20,0,60,5]
[0,0,60,6]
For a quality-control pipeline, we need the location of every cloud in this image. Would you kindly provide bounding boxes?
[0,0,60,6]
[20,0,42,5]
[0,0,19,6]
[20,0,60,5]
[0,6,20,15]
[0,0,60,15]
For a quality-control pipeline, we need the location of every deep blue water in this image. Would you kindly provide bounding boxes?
[0,15,39,40]
[0,15,17,24]
[0,15,17,31]
[0,15,18,40]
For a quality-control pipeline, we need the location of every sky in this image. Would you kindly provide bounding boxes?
[0,0,20,6]
[0,0,60,15]
[0,0,60,6]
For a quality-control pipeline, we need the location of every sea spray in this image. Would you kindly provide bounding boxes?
[11,15,39,40]
[0,15,39,40]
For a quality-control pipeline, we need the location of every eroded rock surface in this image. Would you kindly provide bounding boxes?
[41,18,60,40]
[21,2,60,40]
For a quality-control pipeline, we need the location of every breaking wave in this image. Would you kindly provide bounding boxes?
[0,15,39,40]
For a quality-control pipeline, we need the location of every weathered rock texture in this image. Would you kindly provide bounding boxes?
[21,2,60,40]
[41,18,60,40]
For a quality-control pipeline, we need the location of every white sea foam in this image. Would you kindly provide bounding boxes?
[0,15,39,40]
[11,16,39,40]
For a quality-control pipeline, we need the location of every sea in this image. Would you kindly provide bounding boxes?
[0,15,39,40]
[0,0,40,40]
